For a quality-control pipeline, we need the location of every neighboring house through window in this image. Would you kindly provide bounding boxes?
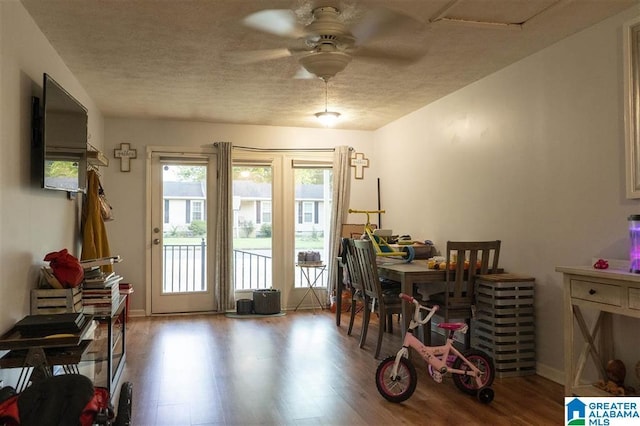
[191,200,203,221]
[301,201,314,224]
[257,200,272,224]
[163,181,206,234]
[233,180,324,236]
[296,203,321,225]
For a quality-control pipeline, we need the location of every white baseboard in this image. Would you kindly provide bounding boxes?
[535,362,564,385]
[129,308,146,317]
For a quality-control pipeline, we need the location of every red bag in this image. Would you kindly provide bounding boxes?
[43,249,84,288]
[0,375,114,426]
[0,394,19,426]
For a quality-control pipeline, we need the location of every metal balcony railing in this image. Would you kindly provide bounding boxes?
[233,250,272,290]
[163,239,206,293]
[162,242,327,292]
[162,240,272,292]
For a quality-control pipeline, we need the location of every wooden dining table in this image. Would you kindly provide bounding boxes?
[377,260,447,338]
[335,257,446,337]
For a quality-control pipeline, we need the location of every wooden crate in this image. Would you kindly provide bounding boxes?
[474,310,535,328]
[471,322,536,344]
[476,273,535,308]
[31,287,82,314]
[471,321,536,377]
[471,273,536,377]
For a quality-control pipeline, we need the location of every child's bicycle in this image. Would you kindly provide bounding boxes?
[375,293,495,404]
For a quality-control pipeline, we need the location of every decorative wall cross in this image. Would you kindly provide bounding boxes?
[114,143,137,172]
[350,152,369,180]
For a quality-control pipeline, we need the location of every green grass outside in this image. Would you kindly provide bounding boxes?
[163,237,324,250]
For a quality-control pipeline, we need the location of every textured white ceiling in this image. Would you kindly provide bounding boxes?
[20,0,638,130]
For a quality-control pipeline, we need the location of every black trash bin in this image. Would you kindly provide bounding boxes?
[236,298,253,315]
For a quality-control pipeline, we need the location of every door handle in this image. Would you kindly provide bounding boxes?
[153,238,160,245]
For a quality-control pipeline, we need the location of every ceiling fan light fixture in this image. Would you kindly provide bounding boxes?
[315,79,341,127]
[315,110,341,127]
[299,50,352,80]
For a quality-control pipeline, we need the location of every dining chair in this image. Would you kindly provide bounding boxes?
[353,239,404,359]
[425,240,501,349]
[342,238,367,338]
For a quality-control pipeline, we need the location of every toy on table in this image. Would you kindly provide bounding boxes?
[348,209,415,263]
[593,258,609,269]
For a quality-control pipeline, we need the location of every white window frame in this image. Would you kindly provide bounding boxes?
[191,200,204,221]
[261,200,272,224]
[302,201,314,224]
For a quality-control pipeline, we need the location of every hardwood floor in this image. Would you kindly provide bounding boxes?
[120,311,564,425]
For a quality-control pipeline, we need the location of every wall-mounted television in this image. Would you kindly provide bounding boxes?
[32,73,88,193]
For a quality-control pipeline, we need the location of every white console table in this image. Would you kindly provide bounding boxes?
[556,266,640,396]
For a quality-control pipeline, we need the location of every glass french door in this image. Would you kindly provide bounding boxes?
[231,164,273,292]
[292,167,332,289]
[150,152,216,314]
[231,152,334,310]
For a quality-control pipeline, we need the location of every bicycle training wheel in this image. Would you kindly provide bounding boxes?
[375,356,417,403]
[452,349,495,396]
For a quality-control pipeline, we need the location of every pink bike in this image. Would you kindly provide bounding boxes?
[375,293,495,404]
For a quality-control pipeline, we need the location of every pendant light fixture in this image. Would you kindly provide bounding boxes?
[315,79,340,127]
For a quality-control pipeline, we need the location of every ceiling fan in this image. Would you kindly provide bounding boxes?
[232,2,425,81]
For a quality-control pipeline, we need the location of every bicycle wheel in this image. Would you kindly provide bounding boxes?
[375,356,417,403]
[452,349,495,395]
[402,246,415,263]
[114,381,133,426]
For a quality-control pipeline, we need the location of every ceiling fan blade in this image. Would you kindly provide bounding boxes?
[243,9,307,39]
[352,46,426,65]
[350,7,423,46]
[224,48,294,64]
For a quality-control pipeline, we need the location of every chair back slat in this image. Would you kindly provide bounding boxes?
[343,238,364,293]
[445,240,501,306]
[353,238,404,358]
[353,239,382,300]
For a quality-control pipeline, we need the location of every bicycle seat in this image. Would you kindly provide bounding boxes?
[437,322,467,331]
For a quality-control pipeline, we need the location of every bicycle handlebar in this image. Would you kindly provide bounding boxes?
[399,293,415,303]
[399,293,439,325]
[348,209,385,215]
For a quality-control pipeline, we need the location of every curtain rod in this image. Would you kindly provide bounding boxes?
[213,143,353,152]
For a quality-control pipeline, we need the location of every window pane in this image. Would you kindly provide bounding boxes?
[192,201,203,221]
[294,168,332,288]
[302,202,313,224]
[232,166,273,290]
[262,201,272,223]
[162,164,207,293]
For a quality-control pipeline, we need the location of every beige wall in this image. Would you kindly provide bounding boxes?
[4,0,640,388]
[374,5,640,381]
[102,118,376,315]
[0,2,104,384]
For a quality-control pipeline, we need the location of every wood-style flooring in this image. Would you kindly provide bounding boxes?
[119,310,564,425]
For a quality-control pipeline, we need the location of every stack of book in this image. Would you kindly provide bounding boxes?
[80,255,122,269]
[82,266,123,315]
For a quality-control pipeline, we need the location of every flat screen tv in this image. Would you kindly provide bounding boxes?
[32,73,88,193]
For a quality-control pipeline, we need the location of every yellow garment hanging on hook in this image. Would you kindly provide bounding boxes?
[81,169,113,273]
